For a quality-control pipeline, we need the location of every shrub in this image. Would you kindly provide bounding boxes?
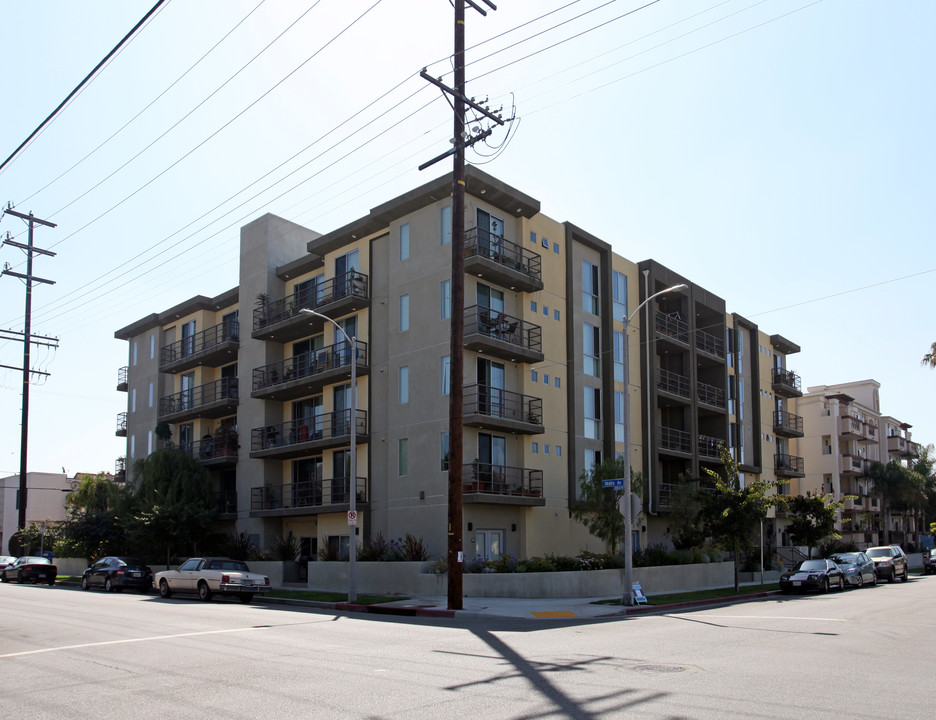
[400,533,429,561]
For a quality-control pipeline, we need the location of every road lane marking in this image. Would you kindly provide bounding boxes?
[0,626,268,659]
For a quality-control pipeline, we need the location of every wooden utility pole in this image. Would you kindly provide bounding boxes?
[1,208,57,531]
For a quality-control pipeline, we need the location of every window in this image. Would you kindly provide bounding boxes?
[614,390,625,443]
[399,438,409,476]
[554,376,560,388]
[542,305,549,316]
[441,432,450,470]
[441,279,451,319]
[441,355,451,395]
[555,445,562,457]
[613,330,624,383]
[400,223,410,260]
[553,242,559,254]
[531,369,538,382]
[147,430,153,455]
[554,309,560,321]
[585,386,601,440]
[543,374,549,385]
[530,231,537,244]
[400,294,409,332]
[441,205,452,244]
[131,388,136,413]
[399,366,409,404]
[612,270,627,321]
[532,442,539,454]
[130,435,136,457]
[149,334,155,359]
[544,444,550,455]
[585,448,601,472]
[530,300,537,313]
[148,382,153,408]
[132,341,138,366]
[584,323,600,377]
[542,235,549,248]
[582,260,600,315]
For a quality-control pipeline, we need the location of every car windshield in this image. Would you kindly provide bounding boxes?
[19,556,50,565]
[796,560,828,572]
[831,554,858,564]
[867,548,893,558]
[116,557,146,567]
[206,560,250,572]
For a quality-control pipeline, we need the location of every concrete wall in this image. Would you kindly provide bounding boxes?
[306,561,736,598]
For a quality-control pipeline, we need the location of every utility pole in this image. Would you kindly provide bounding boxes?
[420,0,502,610]
[1,207,57,532]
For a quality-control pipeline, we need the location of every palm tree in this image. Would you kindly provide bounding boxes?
[923,342,936,368]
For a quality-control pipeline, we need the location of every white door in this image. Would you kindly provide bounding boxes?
[476,529,505,561]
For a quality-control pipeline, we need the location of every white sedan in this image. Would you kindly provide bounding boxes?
[155,557,271,603]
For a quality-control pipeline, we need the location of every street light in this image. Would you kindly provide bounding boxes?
[622,282,687,606]
[300,308,358,602]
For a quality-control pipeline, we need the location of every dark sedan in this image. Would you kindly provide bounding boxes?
[779,559,846,594]
[831,551,877,588]
[0,556,57,585]
[81,556,153,593]
[922,548,936,575]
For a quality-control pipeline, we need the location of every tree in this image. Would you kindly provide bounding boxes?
[570,456,643,554]
[126,449,218,565]
[922,342,936,369]
[784,492,850,559]
[869,460,927,546]
[60,472,130,561]
[698,445,783,592]
[665,474,708,550]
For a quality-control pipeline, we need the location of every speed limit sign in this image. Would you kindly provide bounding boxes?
[347,510,358,526]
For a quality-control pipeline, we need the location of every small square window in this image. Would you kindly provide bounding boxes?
[530,231,537,244]
[553,242,559,254]
[542,236,549,248]
[543,374,549,385]
[531,300,537,312]
[532,442,539,454]
[531,369,538,382]
[542,305,549,316]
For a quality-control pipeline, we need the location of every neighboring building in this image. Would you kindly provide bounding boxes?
[799,380,923,550]
[0,472,75,555]
[114,167,807,562]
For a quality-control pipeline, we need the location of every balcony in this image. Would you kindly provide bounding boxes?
[909,441,922,457]
[117,366,128,392]
[463,227,543,293]
[698,435,725,461]
[461,463,545,506]
[463,305,543,364]
[176,435,239,468]
[771,368,802,398]
[840,454,866,476]
[217,491,237,517]
[773,410,804,438]
[655,311,689,348]
[887,435,911,456]
[659,426,691,455]
[697,381,726,410]
[657,368,690,400]
[839,415,864,438]
[252,341,369,401]
[160,322,239,374]
[250,476,367,517]
[158,378,239,423]
[775,453,805,478]
[114,456,126,484]
[463,384,544,435]
[695,328,725,360]
[252,270,369,342]
[116,412,127,437]
[248,410,368,460]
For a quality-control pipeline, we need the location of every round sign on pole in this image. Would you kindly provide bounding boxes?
[347,510,358,526]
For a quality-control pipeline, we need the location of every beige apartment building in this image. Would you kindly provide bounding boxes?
[798,379,923,549]
[114,167,808,563]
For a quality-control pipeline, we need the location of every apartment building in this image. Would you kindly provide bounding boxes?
[798,380,923,549]
[115,167,805,561]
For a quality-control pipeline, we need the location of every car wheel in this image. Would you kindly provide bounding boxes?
[16,571,23,584]
[888,569,896,583]
[48,577,55,586]
[104,577,115,593]
[901,568,909,583]
[80,576,90,590]
[197,581,213,602]
[838,576,846,591]
[0,572,7,583]
[239,594,254,604]
[159,579,173,599]
[870,571,877,587]
[822,578,830,593]
[855,574,863,589]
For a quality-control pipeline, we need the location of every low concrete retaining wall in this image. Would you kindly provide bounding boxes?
[306,561,735,598]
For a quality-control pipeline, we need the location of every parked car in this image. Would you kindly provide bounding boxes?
[0,556,57,585]
[80,556,153,593]
[923,548,936,575]
[866,545,909,583]
[831,551,877,588]
[155,557,270,603]
[779,559,846,594]
[0,556,16,570]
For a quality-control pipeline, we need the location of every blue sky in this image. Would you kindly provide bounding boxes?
[0,0,932,477]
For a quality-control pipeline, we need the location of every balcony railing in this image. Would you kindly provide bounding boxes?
[160,321,239,372]
[252,341,369,399]
[658,368,690,399]
[117,366,128,392]
[159,378,239,421]
[698,435,725,460]
[771,368,802,398]
[464,227,543,293]
[249,410,368,459]
[116,412,127,437]
[252,270,369,336]
[251,476,367,512]
[840,454,866,476]
[463,384,543,433]
[695,328,725,359]
[775,453,805,477]
[461,462,543,499]
[659,426,691,454]
[464,305,543,364]
[115,456,126,483]
[655,311,689,345]
[840,416,864,438]
[697,381,726,409]
[176,435,239,466]
[773,410,804,437]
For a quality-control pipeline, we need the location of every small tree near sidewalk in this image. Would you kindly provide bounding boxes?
[570,456,643,554]
[784,491,852,559]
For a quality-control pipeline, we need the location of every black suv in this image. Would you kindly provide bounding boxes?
[866,545,909,583]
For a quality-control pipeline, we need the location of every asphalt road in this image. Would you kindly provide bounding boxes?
[0,576,932,719]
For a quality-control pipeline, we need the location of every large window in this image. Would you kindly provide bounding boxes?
[613,330,624,383]
[441,279,451,319]
[400,223,410,261]
[399,294,409,332]
[614,390,625,443]
[582,260,599,315]
[612,270,627,321]
[399,438,409,476]
[584,386,601,440]
[441,355,451,395]
[584,323,600,378]
[441,205,452,245]
[399,366,409,404]
[441,431,449,470]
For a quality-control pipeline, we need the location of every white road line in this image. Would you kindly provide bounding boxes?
[0,626,268,659]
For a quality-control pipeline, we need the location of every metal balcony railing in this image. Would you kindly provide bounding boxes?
[463,384,542,425]
[771,367,802,396]
[464,226,542,282]
[159,377,239,416]
[655,311,689,344]
[773,410,804,435]
[253,270,368,332]
[775,453,805,476]
[698,435,724,459]
[461,462,543,498]
[116,412,127,436]
[117,366,128,391]
[464,305,543,354]
[697,381,726,408]
[695,328,725,358]
[251,476,367,511]
[658,368,690,398]
[250,410,367,453]
[659,426,691,454]
[160,321,239,368]
[253,340,369,391]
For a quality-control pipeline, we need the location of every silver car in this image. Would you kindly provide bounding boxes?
[831,551,877,588]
